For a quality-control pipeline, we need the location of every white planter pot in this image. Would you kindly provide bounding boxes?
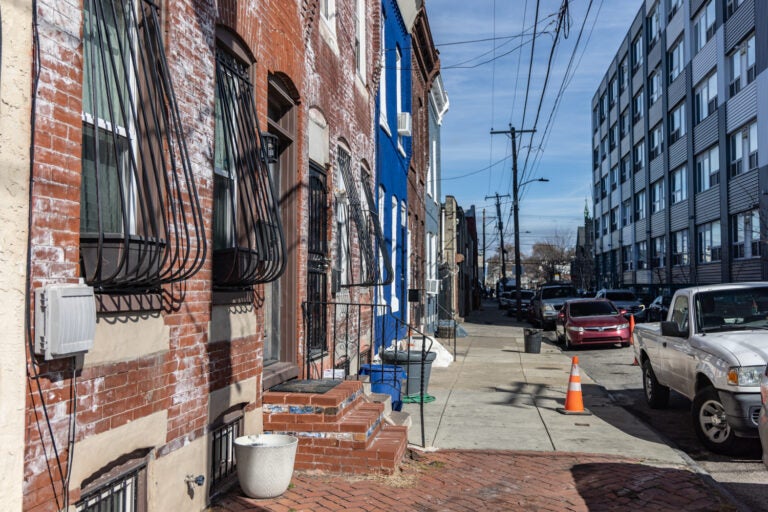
[234,434,299,499]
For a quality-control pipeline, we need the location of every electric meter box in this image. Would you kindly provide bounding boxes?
[35,284,96,360]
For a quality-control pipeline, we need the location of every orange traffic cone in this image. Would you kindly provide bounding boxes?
[557,356,592,415]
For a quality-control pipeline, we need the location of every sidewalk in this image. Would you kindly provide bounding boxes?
[210,301,745,511]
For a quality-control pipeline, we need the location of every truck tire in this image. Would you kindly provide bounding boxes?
[642,359,669,409]
[692,386,739,455]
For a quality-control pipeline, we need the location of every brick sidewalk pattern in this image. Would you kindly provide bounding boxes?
[209,449,739,512]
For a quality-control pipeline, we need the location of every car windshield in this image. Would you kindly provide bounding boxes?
[541,287,577,299]
[606,292,636,301]
[569,301,618,317]
[695,287,768,333]
[519,291,534,300]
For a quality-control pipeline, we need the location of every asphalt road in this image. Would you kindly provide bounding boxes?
[537,329,768,512]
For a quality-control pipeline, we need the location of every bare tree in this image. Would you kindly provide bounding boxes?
[524,229,575,285]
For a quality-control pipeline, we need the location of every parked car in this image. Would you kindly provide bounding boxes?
[555,299,631,350]
[530,284,581,331]
[507,289,534,317]
[595,289,646,322]
[498,291,514,309]
[645,294,672,322]
[634,283,768,455]
[760,365,768,468]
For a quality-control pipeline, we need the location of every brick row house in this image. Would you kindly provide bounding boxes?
[2,0,446,510]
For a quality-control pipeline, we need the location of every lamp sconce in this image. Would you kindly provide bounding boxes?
[261,132,279,164]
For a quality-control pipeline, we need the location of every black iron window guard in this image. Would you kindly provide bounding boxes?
[76,464,144,512]
[336,149,390,286]
[212,50,286,287]
[209,410,243,496]
[80,0,206,291]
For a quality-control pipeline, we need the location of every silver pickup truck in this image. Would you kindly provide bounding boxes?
[633,282,768,454]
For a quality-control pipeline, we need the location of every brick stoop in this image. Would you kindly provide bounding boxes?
[263,380,408,475]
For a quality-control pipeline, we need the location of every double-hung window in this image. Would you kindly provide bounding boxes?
[636,241,648,270]
[694,72,717,124]
[609,123,618,151]
[649,124,663,160]
[695,145,719,192]
[81,0,205,290]
[610,165,618,191]
[213,43,286,287]
[649,69,661,105]
[620,156,630,183]
[651,178,665,213]
[668,38,684,83]
[610,207,618,232]
[670,166,687,204]
[633,90,644,123]
[668,103,686,144]
[669,0,683,20]
[647,6,660,51]
[693,1,715,54]
[652,236,665,268]
[632,34,643,72]
[731,209,761,259]
[634,190,646,221]
[728,34,755,97]
[672,229,689,265]
[620,109,629,138]
[354,0,366,80]
[697,220,722,263]
[622,199,632,227]
[633,140,645,172]
[608,77,617,106]
[728,120,757,177]
[726,0,744,19]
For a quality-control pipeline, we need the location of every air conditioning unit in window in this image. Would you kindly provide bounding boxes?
[397,112,412,137]
[426,279,440,295]
[35,284,96,360]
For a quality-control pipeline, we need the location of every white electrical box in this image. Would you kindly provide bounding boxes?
[35,284,96,360]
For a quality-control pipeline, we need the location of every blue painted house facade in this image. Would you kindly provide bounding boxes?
[375,0,414,346]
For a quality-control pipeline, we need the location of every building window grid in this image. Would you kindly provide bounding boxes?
[619,57,628,93]
[697,220,722,263]
[729,34,756,97]
[731,209,761,259]
[633,140,645,172]
[651,178,665,214]
[694,72,717,125]
[668,102,685,144]
[650,124,663,160]
[609,123,618,151]
[622,245,634,272]
[632,34,644,72]
[693,1,716,54]
[647,6,660,51]
[609,76,617,106]
[649,69,661,106]
[672,229,689,265]
[652,236,666,268]
[610,207,619,232]
[695,145,720,192]
[670,166,687,204]
[728,121,758,177]
[610,165,618,191]
[633,90,644,123]
[622,199,633,226]
[620,156,630,183]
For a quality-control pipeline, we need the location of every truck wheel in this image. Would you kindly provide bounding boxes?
[692,386,738,455]
[642,359,669,409]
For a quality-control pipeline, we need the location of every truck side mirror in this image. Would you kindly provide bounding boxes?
[660,321,688,338]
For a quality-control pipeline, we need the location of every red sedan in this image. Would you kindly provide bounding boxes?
[555,299,631,350]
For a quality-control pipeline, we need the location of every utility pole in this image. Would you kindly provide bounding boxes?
[482,208,486,290]
[491,124,536,320]
[485,193,510,282]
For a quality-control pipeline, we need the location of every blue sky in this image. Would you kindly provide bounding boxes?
[428,0,638,254]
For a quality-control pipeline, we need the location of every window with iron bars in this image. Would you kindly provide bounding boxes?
[80,0,206,292]
[76,454,148,512]
[212,45,286,287]
[209,407,245,497]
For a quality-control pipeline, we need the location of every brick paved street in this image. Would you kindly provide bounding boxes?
[209,448,740,512]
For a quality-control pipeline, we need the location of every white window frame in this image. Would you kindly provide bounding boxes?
[635,190,646,221]
[693,1,715,54]
[668,38,684,83]
[695,145,719,192]
[668,102,685,144]
[670,166,687,204]
[651,178,665,213]
[728,34,755,97]
[396,46,404,154]
[697,220,722,263]
[649,69,661,105]
[354,0,366,82]
[379,14,389,132]
[694,72,717,124]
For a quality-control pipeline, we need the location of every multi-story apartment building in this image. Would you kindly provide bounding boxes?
[592,0,767,294]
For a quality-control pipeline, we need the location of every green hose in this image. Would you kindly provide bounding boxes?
[402,393,436,403]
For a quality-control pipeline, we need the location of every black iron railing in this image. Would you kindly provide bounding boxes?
[301,301,432,446]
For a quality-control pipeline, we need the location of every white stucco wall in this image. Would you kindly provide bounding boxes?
[0,0,33,508]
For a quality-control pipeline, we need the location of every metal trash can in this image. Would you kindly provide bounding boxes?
[523,328,542,354]
[381,350,437,397]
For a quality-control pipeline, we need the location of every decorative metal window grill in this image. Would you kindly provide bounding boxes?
[336,149,390,286]
[80,0,206,291]
[209,412,243,496]
[212,50,286,287]
[76,464,143,512]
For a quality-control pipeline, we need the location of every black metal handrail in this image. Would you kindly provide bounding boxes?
[301,301,432,447]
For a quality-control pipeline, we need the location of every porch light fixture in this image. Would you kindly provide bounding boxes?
[261,132,279,164]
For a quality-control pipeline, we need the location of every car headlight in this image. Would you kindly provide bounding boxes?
[567,325,584,333]
[617,323,629,330]
[543,304,555,312]
[727,366,764,386]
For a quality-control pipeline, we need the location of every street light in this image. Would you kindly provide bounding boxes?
[513,177,549,320]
